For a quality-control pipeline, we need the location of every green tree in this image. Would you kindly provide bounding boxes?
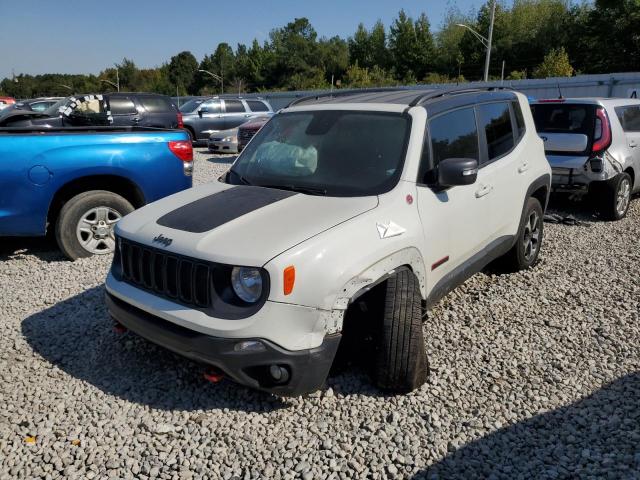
[533,47,574,78]
[167,51,198,95]
[389,10,435,82]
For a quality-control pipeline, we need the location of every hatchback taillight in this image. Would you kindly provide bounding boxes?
[592,107,611,154]
[177,112,184,129]
[168,140,193,162]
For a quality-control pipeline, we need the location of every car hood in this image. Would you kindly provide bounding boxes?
[115,181,378,266]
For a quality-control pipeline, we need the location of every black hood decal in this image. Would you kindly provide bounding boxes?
[156,186,296,233]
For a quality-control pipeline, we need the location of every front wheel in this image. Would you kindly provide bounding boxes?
[374,269,428,392]
[499,197,544,272]
[55,190,134,260]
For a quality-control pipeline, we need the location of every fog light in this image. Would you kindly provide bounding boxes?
[269,364,290,383]
[234,340,266,352]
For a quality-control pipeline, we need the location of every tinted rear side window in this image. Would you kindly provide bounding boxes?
[512,101,526,139]
[616,106,640,132]
[531,104,595,136]
[225,100,245,113]
[246,100,269,112]
[110,97,137,115]
[478,102,514,161]
[139,96,173,113]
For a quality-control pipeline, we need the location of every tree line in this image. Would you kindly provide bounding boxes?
[1,0,638,98]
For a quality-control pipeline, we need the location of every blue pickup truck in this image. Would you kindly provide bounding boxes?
[0,126,193,259]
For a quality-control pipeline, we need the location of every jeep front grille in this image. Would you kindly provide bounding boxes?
[118,238,212,308]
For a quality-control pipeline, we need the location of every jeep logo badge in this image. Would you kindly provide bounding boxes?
[152,234,173,247]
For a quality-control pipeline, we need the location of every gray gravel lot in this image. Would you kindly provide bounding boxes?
[1,149,639,479]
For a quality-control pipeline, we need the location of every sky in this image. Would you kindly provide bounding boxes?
[0,0,501,80]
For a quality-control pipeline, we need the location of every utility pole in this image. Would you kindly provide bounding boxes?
[483,0,496,82]
[500,60,505,84]
[455,0,496,82]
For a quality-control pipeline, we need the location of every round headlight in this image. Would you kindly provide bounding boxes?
[231,267,263,303]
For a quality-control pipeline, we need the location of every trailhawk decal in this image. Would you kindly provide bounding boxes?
[156,186,297,233]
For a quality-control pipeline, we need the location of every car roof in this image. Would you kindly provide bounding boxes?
[287,87,520,113]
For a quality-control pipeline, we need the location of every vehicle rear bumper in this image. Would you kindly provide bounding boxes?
[550,167,590,193]
[105,291,341,396]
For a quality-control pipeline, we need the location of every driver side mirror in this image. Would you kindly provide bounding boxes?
[437,158,478,187]
[198,107,208,117]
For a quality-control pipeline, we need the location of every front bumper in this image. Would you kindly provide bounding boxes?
[106,292,341,396]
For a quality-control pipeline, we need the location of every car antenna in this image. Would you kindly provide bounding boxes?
[557,83,563,99]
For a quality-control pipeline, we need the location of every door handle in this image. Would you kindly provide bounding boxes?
[475,184,493,198]
[518,162,529,173]
[244,114,251,117]
[132,117,141,123]
[630,140,638,148]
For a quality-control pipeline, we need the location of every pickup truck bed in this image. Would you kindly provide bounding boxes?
[0,126,193,259]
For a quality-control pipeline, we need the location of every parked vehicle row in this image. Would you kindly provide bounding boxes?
[3,84,639,398]
[0,93,182,130]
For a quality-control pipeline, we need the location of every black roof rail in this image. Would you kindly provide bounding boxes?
[408,85,514,107]
[286,87,409,107]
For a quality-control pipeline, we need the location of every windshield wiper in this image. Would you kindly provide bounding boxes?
[259,184,328,196]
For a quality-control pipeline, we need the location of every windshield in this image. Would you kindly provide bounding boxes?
[179,99,205,113]
[228,111,410,196]
[43,97,70,116]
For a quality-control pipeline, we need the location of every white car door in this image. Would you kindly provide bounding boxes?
[416,106,494,291]
[475,101,524,238]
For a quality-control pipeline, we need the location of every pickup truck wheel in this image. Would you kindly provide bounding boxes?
[374,269,428,392]
[55,190,133,260]
[601,173,632,221]
[500,196,543,272]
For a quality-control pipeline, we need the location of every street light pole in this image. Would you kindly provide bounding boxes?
[484,0,496,83]
[198,69,224,94]
[455,0,496,82]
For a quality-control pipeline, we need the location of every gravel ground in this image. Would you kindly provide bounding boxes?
[1,149,639,479]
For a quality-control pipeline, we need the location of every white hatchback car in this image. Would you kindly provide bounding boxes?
[106,87,551,396]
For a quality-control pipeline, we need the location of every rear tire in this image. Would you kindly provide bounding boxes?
[601,172,632,221]
[374,270,428,392]
[55,190,133,260]
[499,197,544,272]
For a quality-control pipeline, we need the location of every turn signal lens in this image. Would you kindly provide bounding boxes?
[283,266,295,295]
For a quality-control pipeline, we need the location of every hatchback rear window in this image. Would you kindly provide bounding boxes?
[531,104,595,136]
[139,96,173,113]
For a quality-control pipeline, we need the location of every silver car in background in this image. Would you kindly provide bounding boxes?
[531,98,640,220]
[208,128,238,154]
[181,97,273,144]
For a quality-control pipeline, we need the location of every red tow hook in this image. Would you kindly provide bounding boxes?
[113,322,127,334]
[203,369,225,383]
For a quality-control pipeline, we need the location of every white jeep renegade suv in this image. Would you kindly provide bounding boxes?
[105,87,551,396]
